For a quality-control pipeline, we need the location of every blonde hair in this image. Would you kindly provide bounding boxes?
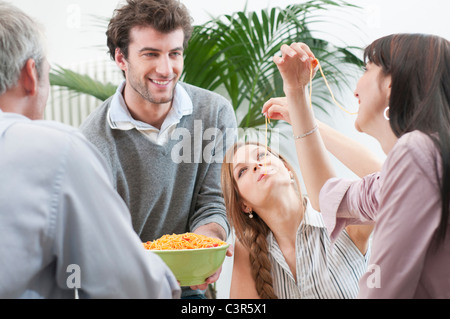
[221,141,303,299]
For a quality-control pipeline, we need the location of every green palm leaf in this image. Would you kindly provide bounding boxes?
[181,0,364,128]
[50,66,116,101]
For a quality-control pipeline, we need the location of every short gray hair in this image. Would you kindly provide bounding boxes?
[0,2,46,95]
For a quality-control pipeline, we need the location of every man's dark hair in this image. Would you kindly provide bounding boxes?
[106,0,193,60]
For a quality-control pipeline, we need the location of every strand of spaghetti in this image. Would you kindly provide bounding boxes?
[309,59,314,109]
[264,115,270,175]
[314,59,358,115]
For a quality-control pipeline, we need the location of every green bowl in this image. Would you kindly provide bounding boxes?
[149,244,229,287]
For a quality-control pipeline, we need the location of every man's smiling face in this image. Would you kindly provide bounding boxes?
[118,25,184,107]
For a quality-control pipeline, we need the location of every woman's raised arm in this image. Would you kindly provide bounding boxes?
[270,43,335,211]
[263,97,382,177]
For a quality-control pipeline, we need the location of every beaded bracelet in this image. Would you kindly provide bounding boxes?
[293,124,319,140]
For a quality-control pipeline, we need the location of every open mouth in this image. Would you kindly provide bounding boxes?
[257,167,278,182]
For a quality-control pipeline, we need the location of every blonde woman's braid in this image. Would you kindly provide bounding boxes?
[245,223,278,299]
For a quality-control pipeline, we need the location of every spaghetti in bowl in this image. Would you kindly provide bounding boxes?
[143,233,229,286]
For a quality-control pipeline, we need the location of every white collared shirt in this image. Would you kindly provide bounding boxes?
[107,81,193,145]
[268,198,369,299]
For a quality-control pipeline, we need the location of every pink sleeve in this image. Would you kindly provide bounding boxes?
[319,173,381,243]
[320,131,443,298]
[357,133,442,298]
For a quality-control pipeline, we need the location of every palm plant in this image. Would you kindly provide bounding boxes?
[182,0,363,129]
[50,67,117,102]
[50,0,364,129]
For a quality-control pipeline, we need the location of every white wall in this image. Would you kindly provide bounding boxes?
[9,0,450,298]
[11,0,450,67]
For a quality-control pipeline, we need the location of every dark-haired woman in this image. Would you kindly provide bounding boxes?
[264,34,450,298]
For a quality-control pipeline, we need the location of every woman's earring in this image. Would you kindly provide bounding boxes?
[289,171,295,183]
[245,208,254,219]
[384,106,390,121]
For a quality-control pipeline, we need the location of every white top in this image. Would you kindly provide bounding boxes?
[268,199,369,299]
[107,81,193,146]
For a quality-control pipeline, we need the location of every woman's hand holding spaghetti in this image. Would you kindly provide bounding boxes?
[262,97,290,124]
[273,43,317,93]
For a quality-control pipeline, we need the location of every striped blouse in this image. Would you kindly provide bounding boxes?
[268,199,369,299]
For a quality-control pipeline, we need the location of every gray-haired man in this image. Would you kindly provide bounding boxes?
[0,2,180,299]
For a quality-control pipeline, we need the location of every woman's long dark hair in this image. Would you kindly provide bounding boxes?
[364,34,450,245]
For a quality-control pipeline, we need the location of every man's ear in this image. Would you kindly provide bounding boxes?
[115,48,127,72]
[21,59,38,96]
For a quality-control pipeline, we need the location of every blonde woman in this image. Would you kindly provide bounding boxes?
[221,135,380,299]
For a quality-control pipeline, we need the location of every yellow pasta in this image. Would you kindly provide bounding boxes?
[143,233,227,250]
[310,58,358,115]
[264,115,271,175]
